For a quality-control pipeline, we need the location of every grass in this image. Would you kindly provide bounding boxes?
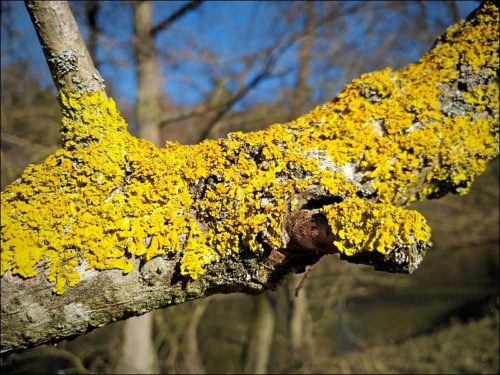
[310,313,499,374]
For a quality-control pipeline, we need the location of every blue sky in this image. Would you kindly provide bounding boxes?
[1,1,479,109]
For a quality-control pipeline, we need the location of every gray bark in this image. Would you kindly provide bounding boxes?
[1,246,305,357]
[25,1,105,94]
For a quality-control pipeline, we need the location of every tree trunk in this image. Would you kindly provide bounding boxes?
[243,294,276,374]
[117,314,159,374]
[133,0,161,146]
[289,281,307,353]
[183,299,208,374]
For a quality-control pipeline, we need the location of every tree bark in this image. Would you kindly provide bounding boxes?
[1,1,498,357]
[25,1,105,94]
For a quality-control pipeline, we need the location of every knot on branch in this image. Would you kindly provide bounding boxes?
[285,198,432,274]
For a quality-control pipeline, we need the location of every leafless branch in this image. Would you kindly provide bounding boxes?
[151,1,204,37]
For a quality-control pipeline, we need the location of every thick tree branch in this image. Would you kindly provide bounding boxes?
[1,1,498,357]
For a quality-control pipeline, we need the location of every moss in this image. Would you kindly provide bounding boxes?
[0,3,498,294]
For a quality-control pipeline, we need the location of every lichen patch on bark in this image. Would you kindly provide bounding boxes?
[1,2,498,294]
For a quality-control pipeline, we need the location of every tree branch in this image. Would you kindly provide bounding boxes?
[150,1,204,37]
[24,1,105,94]
[157,2,363,129]
[197,51,283,141]
[1,1,498,357]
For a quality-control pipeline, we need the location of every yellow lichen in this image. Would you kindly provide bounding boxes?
[322,198,431,256]
[0,3,498,293]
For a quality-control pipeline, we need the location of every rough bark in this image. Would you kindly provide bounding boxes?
[24,1,105,94]
[1,1,498,357]
[0,219,322,357]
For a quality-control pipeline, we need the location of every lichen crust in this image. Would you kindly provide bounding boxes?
[1,2,498,293]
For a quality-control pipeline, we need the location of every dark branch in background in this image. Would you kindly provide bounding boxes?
[289,0,315,120]
[445,0,460,23]
[157,43,288,127]
[197,47,290,141]
[84,1,100,66]
[151,0,204,37]
[158,2,365,136]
